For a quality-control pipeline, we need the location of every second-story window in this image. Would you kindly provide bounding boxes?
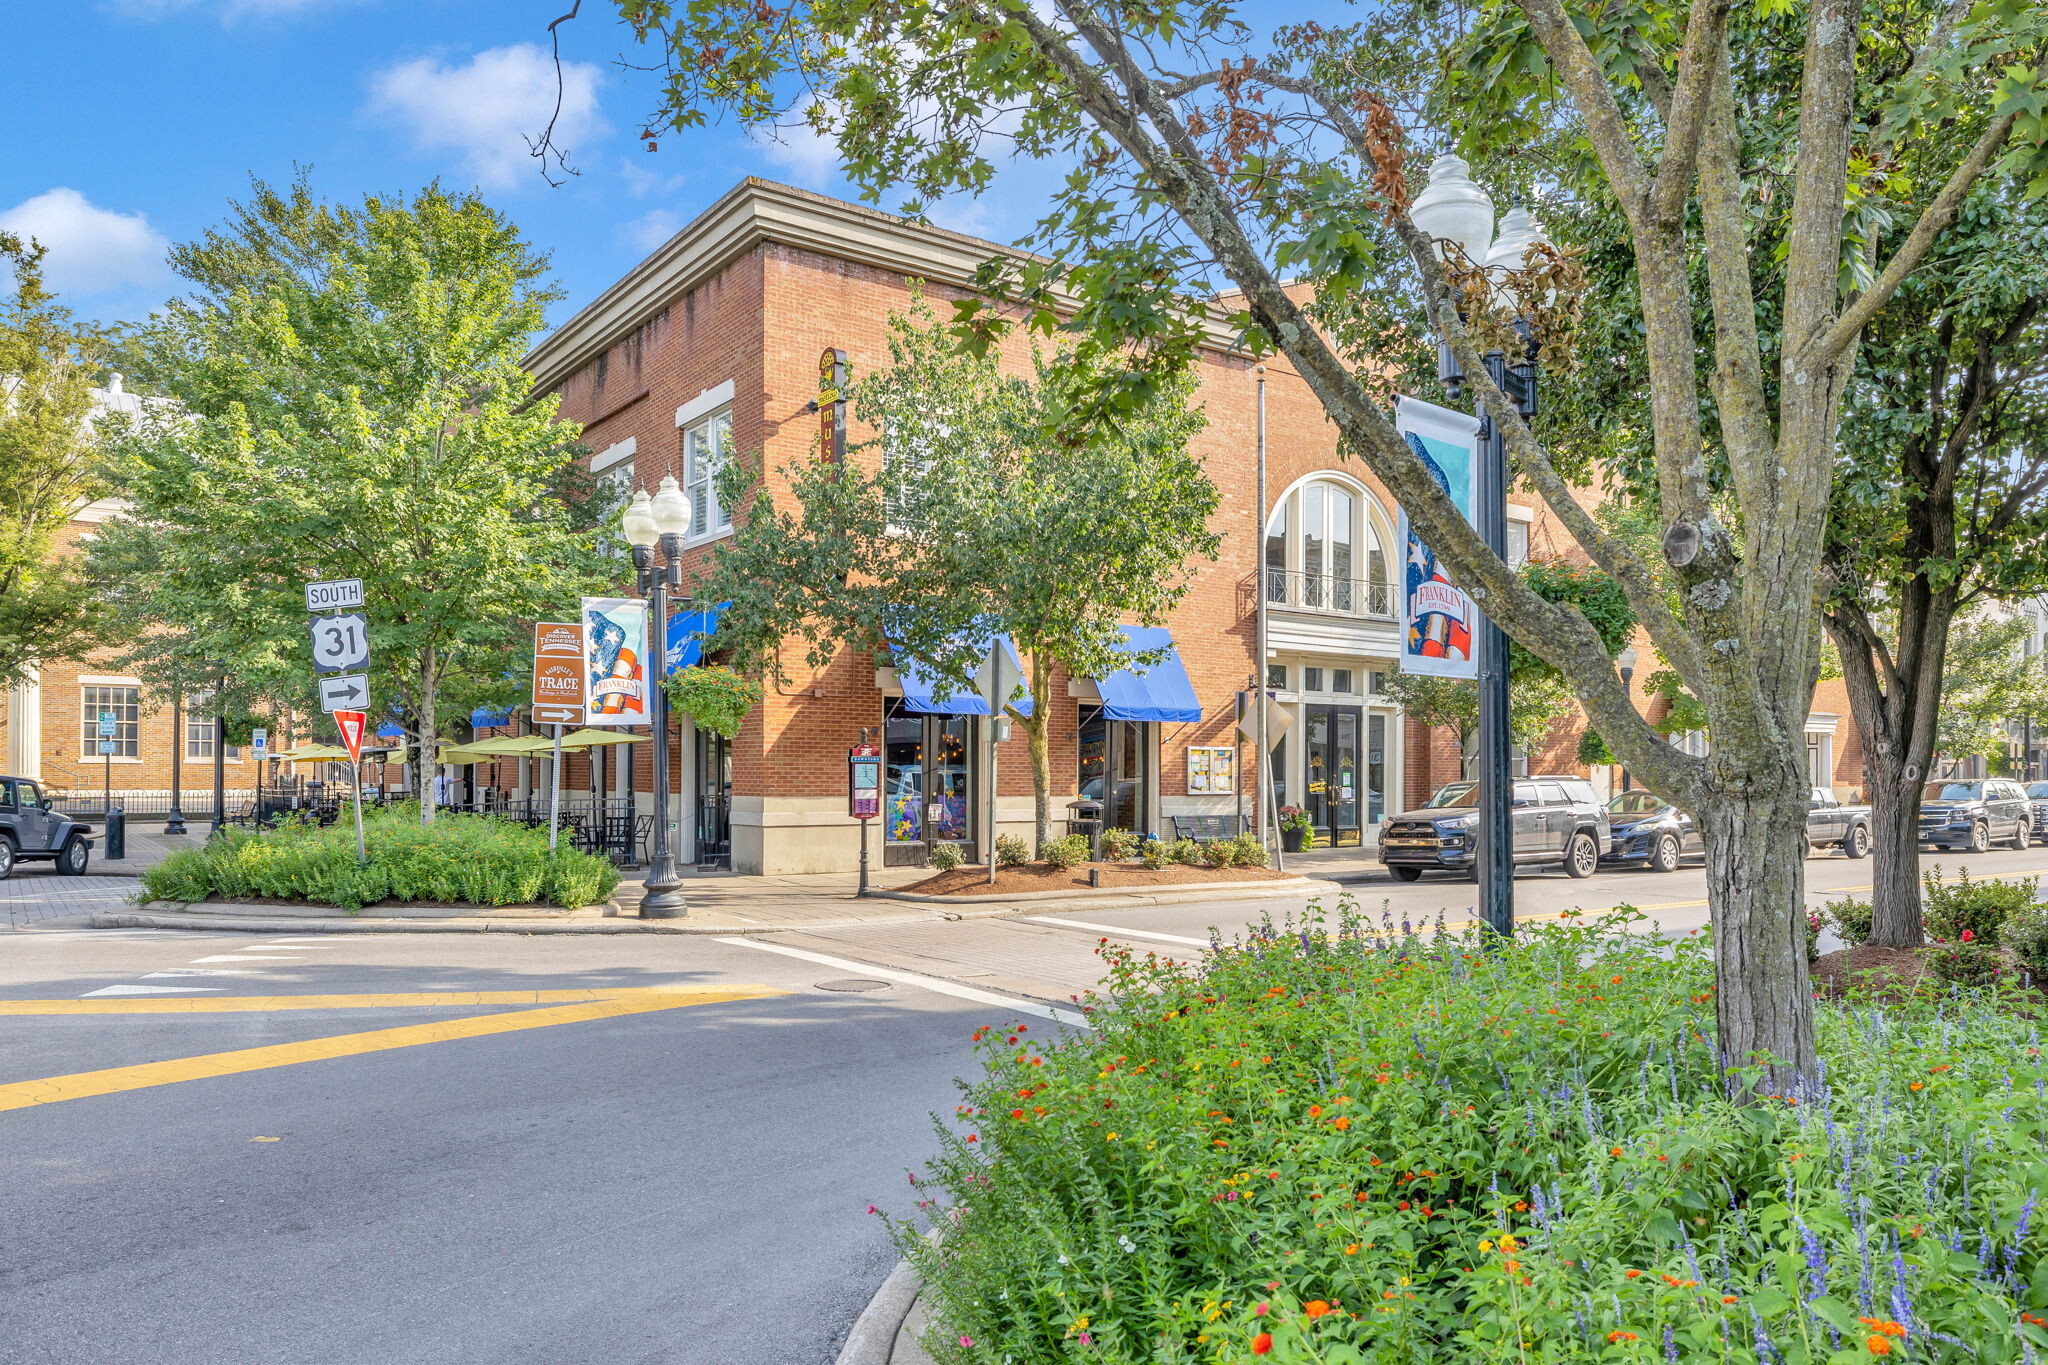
[682,409,733,538]
[1263,478,1391,615]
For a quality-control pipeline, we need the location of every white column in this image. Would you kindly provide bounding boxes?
[7,667,42,779]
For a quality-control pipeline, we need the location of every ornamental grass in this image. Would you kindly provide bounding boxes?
[891,902,2048,1363]
[140,805,620,911]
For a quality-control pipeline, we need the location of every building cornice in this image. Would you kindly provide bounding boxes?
[523,177,1249,396]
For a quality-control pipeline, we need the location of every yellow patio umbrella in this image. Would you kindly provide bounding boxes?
[278,743,351,762]
[464,734,556,756]
[556,728,647,750]
[436,745,492,765]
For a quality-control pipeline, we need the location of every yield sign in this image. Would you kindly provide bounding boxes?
[334,710,367,763]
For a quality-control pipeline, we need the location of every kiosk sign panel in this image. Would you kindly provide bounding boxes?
[849,743,882,820]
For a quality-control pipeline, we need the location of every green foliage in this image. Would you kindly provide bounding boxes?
[1200,833,1270,870]
[1926,940,2006,989]
[1576,729,1615,766]
[1098,827,1141,861]
[1823,894,1876,947]
[1643,668,1711,739]
[663,666,761,740]
[91,177,616,797]
[138,807,620,911]
[927,841,965,873]
[0,233,110,684]
[1039,834,1089,869]
[1935,611,2048,763]
[1139,840,1172,872]
[994,834,1031,868]
[2005,910,2048,982]
[1507,559,1636,682]
[888,902,2048,1362]
[1922,865,2039,947]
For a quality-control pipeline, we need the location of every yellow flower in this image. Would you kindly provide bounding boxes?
[1073,1316,1090,1332]
[1106,1132,1119,1141]
[1479,1240,1494,1253]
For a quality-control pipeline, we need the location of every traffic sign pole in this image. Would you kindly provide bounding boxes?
[334,711,369,866]
[547,724,564,853]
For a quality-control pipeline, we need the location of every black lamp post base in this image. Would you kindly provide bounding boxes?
[165,809,187,836]
[640,884,689,919]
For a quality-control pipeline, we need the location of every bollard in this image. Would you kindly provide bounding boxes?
[106,805,126,861]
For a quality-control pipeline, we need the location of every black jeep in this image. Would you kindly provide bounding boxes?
[1378,776,1609,881]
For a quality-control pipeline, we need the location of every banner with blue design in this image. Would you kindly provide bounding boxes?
[1393,396,1481,680]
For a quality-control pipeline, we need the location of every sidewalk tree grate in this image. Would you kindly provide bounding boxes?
[814,978,892,993]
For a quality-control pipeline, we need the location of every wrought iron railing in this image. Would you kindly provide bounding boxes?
[1260,570,1395,619]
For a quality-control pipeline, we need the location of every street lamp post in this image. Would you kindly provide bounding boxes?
[166,701,187,836]
[623,478,691,919]
[1411,155,1550,940]
[1616,645,1638,792]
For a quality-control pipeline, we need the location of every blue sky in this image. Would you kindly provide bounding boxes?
[2,1,1053,332]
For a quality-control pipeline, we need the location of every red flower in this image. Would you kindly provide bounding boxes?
[1251,1332,1273,1354]
[1962,929,1975,943]
[1305,1300,1331,1319]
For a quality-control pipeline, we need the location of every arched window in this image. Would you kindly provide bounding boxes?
[1264,478,1391,616]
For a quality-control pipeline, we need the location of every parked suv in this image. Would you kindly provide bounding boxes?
[2026,781,2048,837]
[1918,778,2032,852]
[1378,776,1608,882]
[0,776,94,877]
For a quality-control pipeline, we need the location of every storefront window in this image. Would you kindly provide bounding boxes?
[884,699,975,861]
[1078,706,1148,833]
[884,708,925,845]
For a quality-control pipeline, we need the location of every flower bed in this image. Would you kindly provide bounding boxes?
[898,861,1293,897]
[889,902,2048,1362]
[139,806,621,911]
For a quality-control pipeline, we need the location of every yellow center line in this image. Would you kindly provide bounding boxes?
[0,988,718,1016]
[0,986,787,1112]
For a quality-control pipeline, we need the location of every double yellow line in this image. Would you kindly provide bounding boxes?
[0,986,786,1112]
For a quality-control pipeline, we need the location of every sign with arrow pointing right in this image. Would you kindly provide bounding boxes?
[319,672,369,714]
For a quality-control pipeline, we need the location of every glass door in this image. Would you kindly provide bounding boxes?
[1078,707,1151,834]
[883,699,977,866]
[694,729,731,868]
[1305,704,1365,847]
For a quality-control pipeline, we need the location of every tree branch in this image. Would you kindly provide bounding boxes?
[1513,0,1654,222]
[1646,0,1735,228]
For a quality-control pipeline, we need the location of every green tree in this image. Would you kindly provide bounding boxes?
[1932,609,2048,769]
[699,306,1219,850]
[600,0,2048,1086]
[91,180,613,820]
[0,234,111,685]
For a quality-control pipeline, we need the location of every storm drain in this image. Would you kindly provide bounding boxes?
[815,978,893,993]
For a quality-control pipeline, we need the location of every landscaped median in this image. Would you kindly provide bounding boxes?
[137,806,621,913]
[880,831,1315,906]
[881,901,2048,1362]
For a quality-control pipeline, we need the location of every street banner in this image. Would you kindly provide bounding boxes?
[334,710,367,764]
[580,597,650,725]
[1394,395,1482,680]
[531,621,586,725]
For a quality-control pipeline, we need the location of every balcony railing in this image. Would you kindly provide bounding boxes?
[1259,569,1395,619]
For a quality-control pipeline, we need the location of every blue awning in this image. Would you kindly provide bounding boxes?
[375,723,405,741]
[1095,626,1201,723]
[470,707,512,728]
[666,602,729,675]
[895,634,1033,717]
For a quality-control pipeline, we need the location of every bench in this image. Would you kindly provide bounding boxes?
[1169,815,1247,844]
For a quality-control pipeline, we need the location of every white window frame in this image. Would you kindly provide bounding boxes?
[80,684,141,759]
[184,708,243,763]
[675,381,737,546]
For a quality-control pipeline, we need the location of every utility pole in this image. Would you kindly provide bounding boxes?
[1256,366,1282,873]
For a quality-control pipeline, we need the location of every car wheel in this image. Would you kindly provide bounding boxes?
[56,836,89,876]
[2014,821,2033,851]
[0,836,16,880]
[1563,832,1597,879]
[1390,865,1423,882]
[1969,821,1991,853]
[1649,833,1681,873]
[1843,824,1870,859]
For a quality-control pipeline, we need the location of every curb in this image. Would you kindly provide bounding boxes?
[920,879,1340,916]
[835,1257,924,1365]
[872,875,1319,905]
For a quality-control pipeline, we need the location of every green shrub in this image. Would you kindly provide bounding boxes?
[1822,892,1873,946]
[888,902,2048,1364]
[1098,827,1141,861]
[136,809,618,911]
[994,834,1031,867]
[1200,834,1269,869]
[927,841,965,873]
[1926,938,2005,987]
[1138,840,1171,871]
[1163,837,1203,866]
[2007,908,2048,982]
[1039,834,1089,870]
[1804,907,1824,963]
[1922,863,2036,946]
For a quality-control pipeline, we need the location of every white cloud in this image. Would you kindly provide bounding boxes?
[618,209,683,255]
[617,157,686,200]
[929,197,1002,241]
[746,119,843,187]
[0,189,169,298]
[365,43,607,191]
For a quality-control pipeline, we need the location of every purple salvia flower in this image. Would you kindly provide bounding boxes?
[1796,1217,1829,1302]
[1664,1325,1678,1360]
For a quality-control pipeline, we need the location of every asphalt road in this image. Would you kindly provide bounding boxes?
[4,843,2044,1364]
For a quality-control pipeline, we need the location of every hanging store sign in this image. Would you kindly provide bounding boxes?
[580,598,649,725]
[1394,396,1481,680]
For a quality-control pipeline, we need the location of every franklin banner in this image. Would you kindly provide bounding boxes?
[1393,396,1482,679]
[581,596,651,724]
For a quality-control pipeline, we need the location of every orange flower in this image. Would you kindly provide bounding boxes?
[1308,1104,1324,1117]
[1345,1244,1361,1256]
[1608,1330,1639,1343]
[1305,1301,1331,1319]
[1251,1332,1273,1355]
[1625,1269,1642,1279]
[1611,975,1623,985]
[1611,1147,1625,1158]
[1333,1117,1352,1131]
[1868,1336,1891,1356]
[1722,1295,1738,1305]
[1909,1081,1924,1092]
[1010,1109,1026,1120]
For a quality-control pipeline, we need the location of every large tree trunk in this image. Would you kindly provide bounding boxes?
[1862,751,1925,945]
[1025,656,1052,853]
[417,649,438,826]
[1698,759,1819,1092]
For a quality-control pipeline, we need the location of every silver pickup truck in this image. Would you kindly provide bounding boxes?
[1807,787,1872,858]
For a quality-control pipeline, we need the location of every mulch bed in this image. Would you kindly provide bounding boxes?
[900,860,1293,896]
[1811,944,1937,1002]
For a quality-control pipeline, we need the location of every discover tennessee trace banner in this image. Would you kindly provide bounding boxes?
[581,596,650,725]
[1393,395,1482,680]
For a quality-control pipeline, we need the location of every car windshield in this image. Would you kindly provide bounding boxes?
[1922,782,1983,802]
[1607,792,1667,817]
[2029,782,2048,800]
[1426,781,1477,809]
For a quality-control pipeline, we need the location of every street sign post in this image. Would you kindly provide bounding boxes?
[849,733,882,897]
[333,710,368,866]
[532,623,587,850]
[318,673,370,713]
[309,613,370,676]
[304,578,366,612]
[251,727,268,761]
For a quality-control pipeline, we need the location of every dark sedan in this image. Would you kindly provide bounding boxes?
[1600,790,1701,873]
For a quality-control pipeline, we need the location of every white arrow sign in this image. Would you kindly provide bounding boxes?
[318,673,369,713]
[310,613,369,676]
